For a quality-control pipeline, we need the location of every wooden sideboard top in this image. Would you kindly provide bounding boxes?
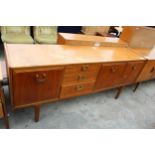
[5,44,145,68]
[59,33,128,45]
[130,47,155,60]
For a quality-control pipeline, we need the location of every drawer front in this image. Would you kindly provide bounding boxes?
[0,102,3,118]
[65,64,101,74]
[136,61,155,82]
[63,71,98,85]
[122,61,145,84]
[60,82,94,98]
[12,67,64,107]
[95,62,127,90]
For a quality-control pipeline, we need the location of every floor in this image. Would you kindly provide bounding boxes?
[0,45,155,129]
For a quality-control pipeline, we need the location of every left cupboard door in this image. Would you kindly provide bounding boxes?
[12,67,64,108]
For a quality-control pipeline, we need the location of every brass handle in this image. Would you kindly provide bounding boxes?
[132,65,136,70]
[81,65,89,71]
[76,85,84,91]
[78,75,86,81]
[35,73,47,83]
[124,75,127,79]
[150,67,155,73]
[111,67,117,73]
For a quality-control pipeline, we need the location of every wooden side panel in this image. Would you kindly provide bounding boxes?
[57,34,66,44]
[120,26,135,43]
[12,67,64,108]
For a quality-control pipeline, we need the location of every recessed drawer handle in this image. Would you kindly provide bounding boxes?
[150,67,155,73]
[76,85,84,91]
[81,65,89,71]
[35,73,47,83]
[132,65,136,70]
[78,75,86,81]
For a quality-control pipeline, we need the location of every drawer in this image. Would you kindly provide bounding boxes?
[60,82,94,98]
[0,102,3,118]
[63,71,98,85]
[65,64,101,74]
[12,67,64,107]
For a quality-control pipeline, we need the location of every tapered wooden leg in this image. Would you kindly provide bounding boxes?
[2,103,9,129]
[133,83,140,92]
[115,87,123,99]
[34,105,40,122]
[1,88,9,129]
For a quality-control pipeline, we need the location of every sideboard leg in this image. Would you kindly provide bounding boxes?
[133,83,140,92]
[115,87,123,99]
[2,103,10,129]
[1,88,10,129]
[34,105,40,122]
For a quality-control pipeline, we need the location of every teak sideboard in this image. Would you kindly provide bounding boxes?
[4,44,155,122]
[58,33,128,47]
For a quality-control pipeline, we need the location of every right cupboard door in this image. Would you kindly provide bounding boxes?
[122,61,145,84]
[95,62,127,91]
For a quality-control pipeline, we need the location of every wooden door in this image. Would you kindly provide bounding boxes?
[0,102,4,118]
[136,60,155,82]
[12,67,64,108]
[122,61,145,84]
[95,62,127,91]
[150,63,155,79]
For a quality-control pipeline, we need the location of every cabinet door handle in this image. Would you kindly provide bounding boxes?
[81,65,89,71]
[76,85,84,91]
[78,75,86,81]
[150,67,155,73]
[35,73,47,83]
[132,65,136,70]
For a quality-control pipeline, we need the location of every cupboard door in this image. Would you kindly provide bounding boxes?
[136,61,155,82]
[151,64,155,79]
[95,63,127,90]
[122,61,145,84]
[12,67,64,107]
[0,102,3,118]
